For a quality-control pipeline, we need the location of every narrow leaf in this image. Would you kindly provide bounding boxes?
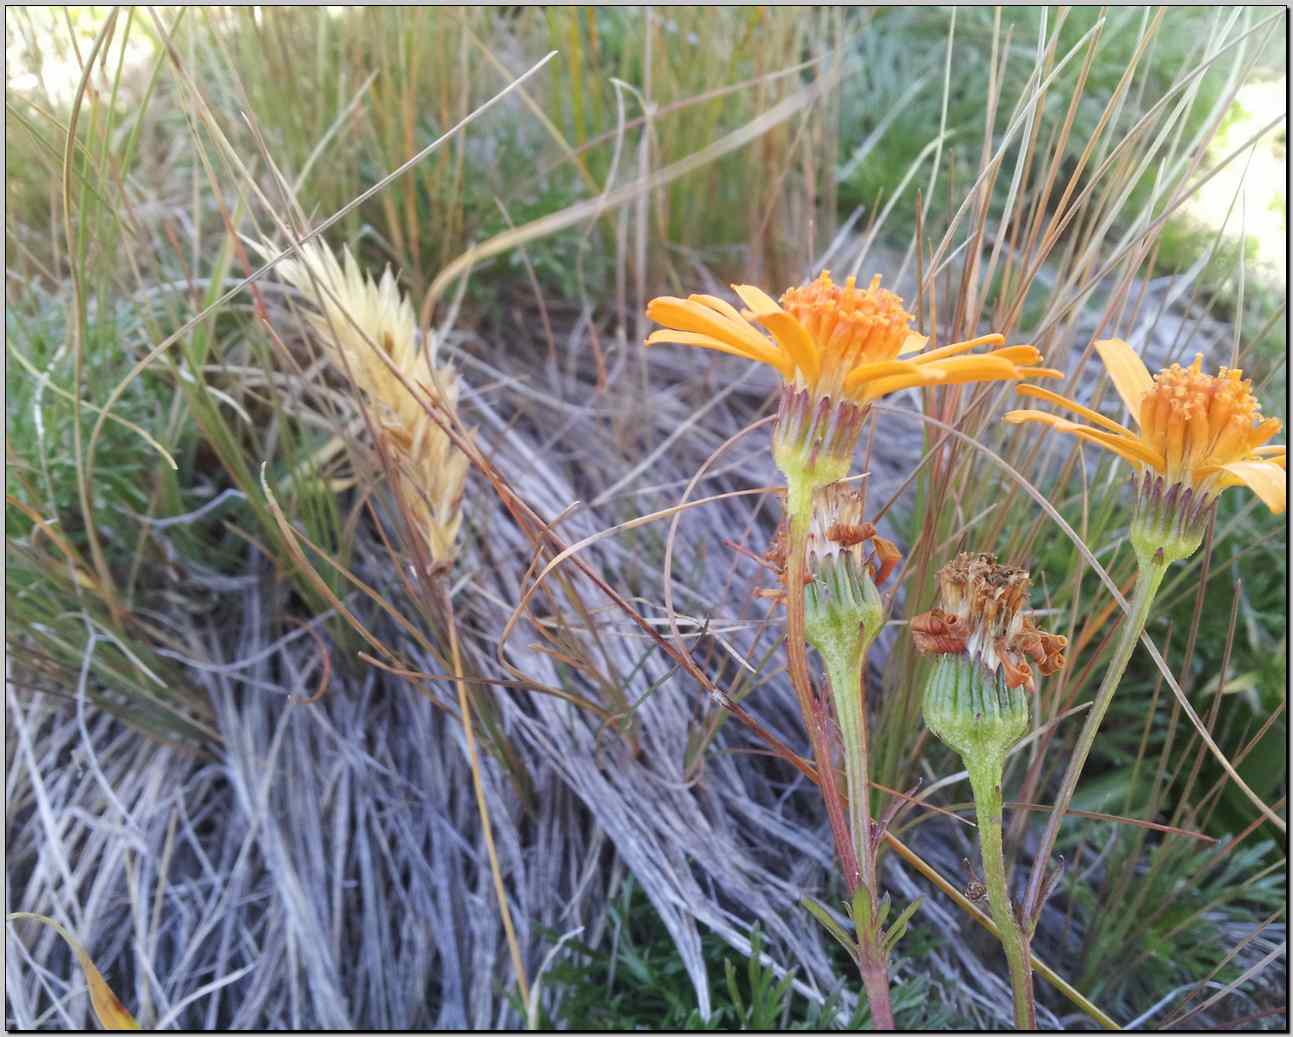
[802,896,856,957]
[8,913,140,1029]
[883,897,924,957]
[876,892,892,929]
[851,885,874,934]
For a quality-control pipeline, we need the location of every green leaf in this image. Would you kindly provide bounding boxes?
[851,885,874,934]
[882,897,924,957]
[802,896,856,959]
[875,892,892,929]
[1071,768,1140,814]
[723,956,745,1020]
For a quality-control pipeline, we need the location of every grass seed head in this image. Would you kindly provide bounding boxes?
[277,239,471,566]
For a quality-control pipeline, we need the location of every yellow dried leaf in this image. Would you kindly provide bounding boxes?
[7,913,140,1029]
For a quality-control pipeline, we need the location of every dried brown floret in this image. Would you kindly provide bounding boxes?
[911,552,1067,693]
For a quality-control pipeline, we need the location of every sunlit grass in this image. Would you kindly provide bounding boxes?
[5,4,1285,1030]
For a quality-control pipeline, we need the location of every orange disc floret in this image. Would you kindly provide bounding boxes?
[1140,355,1282,482]
[779,272,916,383]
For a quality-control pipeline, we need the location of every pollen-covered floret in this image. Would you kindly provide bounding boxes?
[779,273,916,397]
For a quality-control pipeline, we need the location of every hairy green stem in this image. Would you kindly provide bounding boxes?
[967,753,1036,1029]
[824,644,873,892]
[881,830,1119,1030]
[784,492,859,888]
[826,653,896,1032]
[784,475,894,1030]
[1022,555,1169,929]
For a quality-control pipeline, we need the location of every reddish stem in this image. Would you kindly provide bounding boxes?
[785,514,859,887]
[787,512,894,1028]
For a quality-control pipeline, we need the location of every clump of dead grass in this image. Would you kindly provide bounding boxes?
[5,5,1286,1031]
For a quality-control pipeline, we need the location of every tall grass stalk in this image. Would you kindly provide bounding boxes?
[6,5,1285,1029]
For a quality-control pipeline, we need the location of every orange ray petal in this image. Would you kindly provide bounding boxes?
[1004,410,1166,468]
[1094,338,1153,426]
[647,296,778,361]
[983,345,1046,367]
[860,354,1055,401]
[920,355,1027,382]
[1206,459,1286,514]
[728,283,821,382]
[842,359,933,395]
[911,333,1007,365]
[645,330,793,377]
[689,293,749,326]
[897,331,931,356]
[752,310,822,385]
[730,283,783,316]
[858,367,958,402]
[1015,383,1134,436]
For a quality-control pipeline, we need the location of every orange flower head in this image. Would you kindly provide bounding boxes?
[1005,340,1285,515]
[648,270,1063,492]
[1140,356,1282,484]
[645,270,1060,406]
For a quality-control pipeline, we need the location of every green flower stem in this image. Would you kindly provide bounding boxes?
[784,490,859,888]
[880,831,1119,1030]
[819,637,872,889]
[784,473,894,1031]
[966,752,1036,1030]
[1022,553,1170,929]
[817,637,897,1032]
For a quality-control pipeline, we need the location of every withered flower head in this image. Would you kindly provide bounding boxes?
[806,483,901,587]
[760,484,900,601]
[801,484,897,665]
[911,553,1066,693]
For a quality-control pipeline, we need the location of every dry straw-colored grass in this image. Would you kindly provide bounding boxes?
[5,5,1286,1030]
